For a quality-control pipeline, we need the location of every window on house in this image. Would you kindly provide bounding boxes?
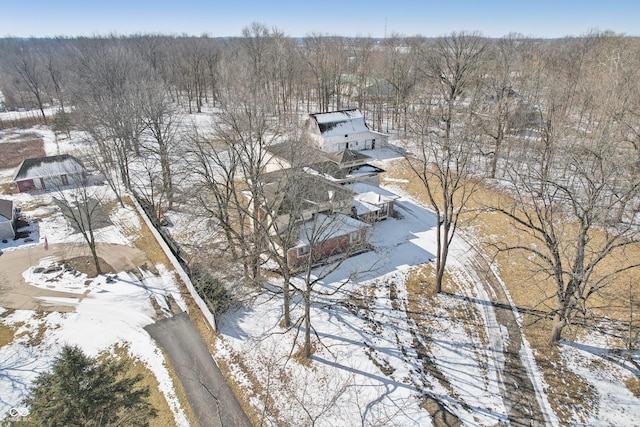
[349,230,360,244]
[297,245,310,257]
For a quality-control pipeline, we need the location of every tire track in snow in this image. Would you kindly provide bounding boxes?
[451,234,554,426]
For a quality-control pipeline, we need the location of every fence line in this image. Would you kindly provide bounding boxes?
[130,196,217,331]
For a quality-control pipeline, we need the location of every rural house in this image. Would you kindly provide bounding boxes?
[286,212,370,269]
[251,170,371,269]
[12,154,86,193]
[303,109,388,153]
[0,198,16,240]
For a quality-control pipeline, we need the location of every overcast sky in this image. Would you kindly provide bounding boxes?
[2,0,638,39]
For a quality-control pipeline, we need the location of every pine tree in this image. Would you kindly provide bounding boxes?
[23,345,157,427]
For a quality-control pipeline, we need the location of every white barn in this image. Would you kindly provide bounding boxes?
[304,109,388,153]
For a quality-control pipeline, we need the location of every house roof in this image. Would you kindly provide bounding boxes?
[266,142,328,167]
[13,154,85,181]
[260,170,353,215]
[308,109,370,137]
[296,213,370,246]
[0,199,13,222]
[326,149,371,164]
[305,162,385,183]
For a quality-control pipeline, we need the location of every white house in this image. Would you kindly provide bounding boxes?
[304,109,388,153]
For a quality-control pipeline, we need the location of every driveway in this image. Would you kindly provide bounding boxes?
[0,242,151,311]
[145,313,252,427]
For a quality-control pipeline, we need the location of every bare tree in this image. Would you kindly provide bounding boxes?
[480,34,526,178]
[255,167,317,328]
[192,67,283,283]
[515,36,595,187]
[405,32,486,293]
[52,167,107,276]
[72,38,146,191]
[5,40,49,122]
[494,134,640,343]
[302,34,348,112]
[257,154,357,328]
[139,80,181,212]
[185,126,246,262]
[382,35,419,135]
[292,211,369,359]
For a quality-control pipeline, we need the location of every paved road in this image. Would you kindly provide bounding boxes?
[145,313,251,427]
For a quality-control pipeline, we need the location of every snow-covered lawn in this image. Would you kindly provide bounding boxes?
[0,265,189,425]
[211,150,640,426]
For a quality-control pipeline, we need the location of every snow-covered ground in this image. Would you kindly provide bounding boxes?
[1,126,638,426]
[211,147,640,426]
[0,264,189,425]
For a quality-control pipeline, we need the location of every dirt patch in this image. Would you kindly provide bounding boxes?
[0,136,46,169]
[64,255,116,278]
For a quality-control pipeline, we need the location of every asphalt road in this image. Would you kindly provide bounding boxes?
[145,312,251,427]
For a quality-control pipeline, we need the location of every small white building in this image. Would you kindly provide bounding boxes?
[347,182,399,222]
[0,199,16,240]
[304,109,388,153]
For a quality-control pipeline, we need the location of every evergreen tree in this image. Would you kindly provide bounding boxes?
[23,345,157,427]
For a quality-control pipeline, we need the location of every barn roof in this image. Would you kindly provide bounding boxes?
[13,154,85,181]
[309,109,370,137]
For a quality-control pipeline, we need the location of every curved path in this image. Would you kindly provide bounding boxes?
[462,241,552,426]
[1,242,252,426]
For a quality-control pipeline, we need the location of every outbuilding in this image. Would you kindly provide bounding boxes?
[12,154,86,193]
